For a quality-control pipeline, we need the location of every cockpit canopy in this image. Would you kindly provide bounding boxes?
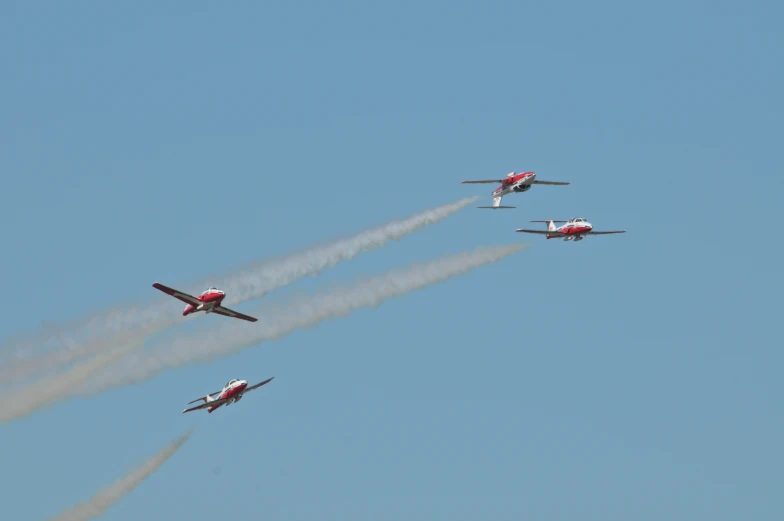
[225,379,239,388]
[569,217,586,223]
[202,287,220,295]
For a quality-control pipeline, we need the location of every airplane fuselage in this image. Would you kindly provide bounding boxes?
[183,291,226,316]
[517,217,623,243]
[208,380,248,413]
[492,172,535,198]
[548,221,593,240]
[182,376,273,414]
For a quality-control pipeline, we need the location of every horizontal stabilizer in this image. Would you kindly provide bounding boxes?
[182,396,230,413]
[188,391,221,404]
[530,220,566,223]
[515,229,558,235]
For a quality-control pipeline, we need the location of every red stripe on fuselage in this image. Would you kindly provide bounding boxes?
[493,172,533,194]
[201,292,225,304]
[220,382,248,400]
[208,382,247,413]
[547,225,591,239]
[562,226,591,235]
[182,293,225,316]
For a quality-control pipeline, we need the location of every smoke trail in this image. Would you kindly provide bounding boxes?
[4,244,525,422]
[81,244,527,394]
[43,430,192,521]
[0,340,142,423]
[0,324,182,388]
[0,197,478,384]
[213,196,480,304]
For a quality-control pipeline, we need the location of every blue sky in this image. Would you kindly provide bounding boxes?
[1,1,782,520]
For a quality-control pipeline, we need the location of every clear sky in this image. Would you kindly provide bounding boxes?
[2,1,782,520]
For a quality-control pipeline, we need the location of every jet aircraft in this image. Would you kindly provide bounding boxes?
[182,377,275,414]
[515,217,626,242]
[152,282,258,322]
[461,171,570,208]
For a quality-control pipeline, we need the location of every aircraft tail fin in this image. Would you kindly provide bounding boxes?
[188,392,219,405]
[530,220,565,231]
[478,195,515,209]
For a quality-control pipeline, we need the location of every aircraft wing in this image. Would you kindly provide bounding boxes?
[515,228,563,235]
[212,305,258,322]
[152,282,201,306]
[243,376,275,394]
[589,230,626,235]
[182,396,231,414]
[532,180,570,185]
[461,179,505,184]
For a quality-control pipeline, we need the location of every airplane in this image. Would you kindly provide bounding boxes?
[515,217,626,241]
[461,171,570,208]
[182,377,275,414]
[152,282,258,322]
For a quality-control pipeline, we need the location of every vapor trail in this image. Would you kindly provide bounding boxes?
[43,430,192,521]
[0,197,478,385]
[80,244,527,395]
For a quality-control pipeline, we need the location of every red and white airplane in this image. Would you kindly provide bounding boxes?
[152,282,258,322]
[182,377,275,414]
[515,217,626,242]
[461,171,570,208]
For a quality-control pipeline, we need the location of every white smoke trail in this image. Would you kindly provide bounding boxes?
[0,340,143,423]
[0,197,478,385]
[4,244,525,422]
[212,196,481,304]
[81,244,528,395]
[43,430,193,521]
[0,323,183,389]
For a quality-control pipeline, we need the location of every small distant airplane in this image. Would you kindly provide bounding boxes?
[461,171,570,208]
[152,282,257,322]
[515,217,626,242]
[182,377,275,414]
